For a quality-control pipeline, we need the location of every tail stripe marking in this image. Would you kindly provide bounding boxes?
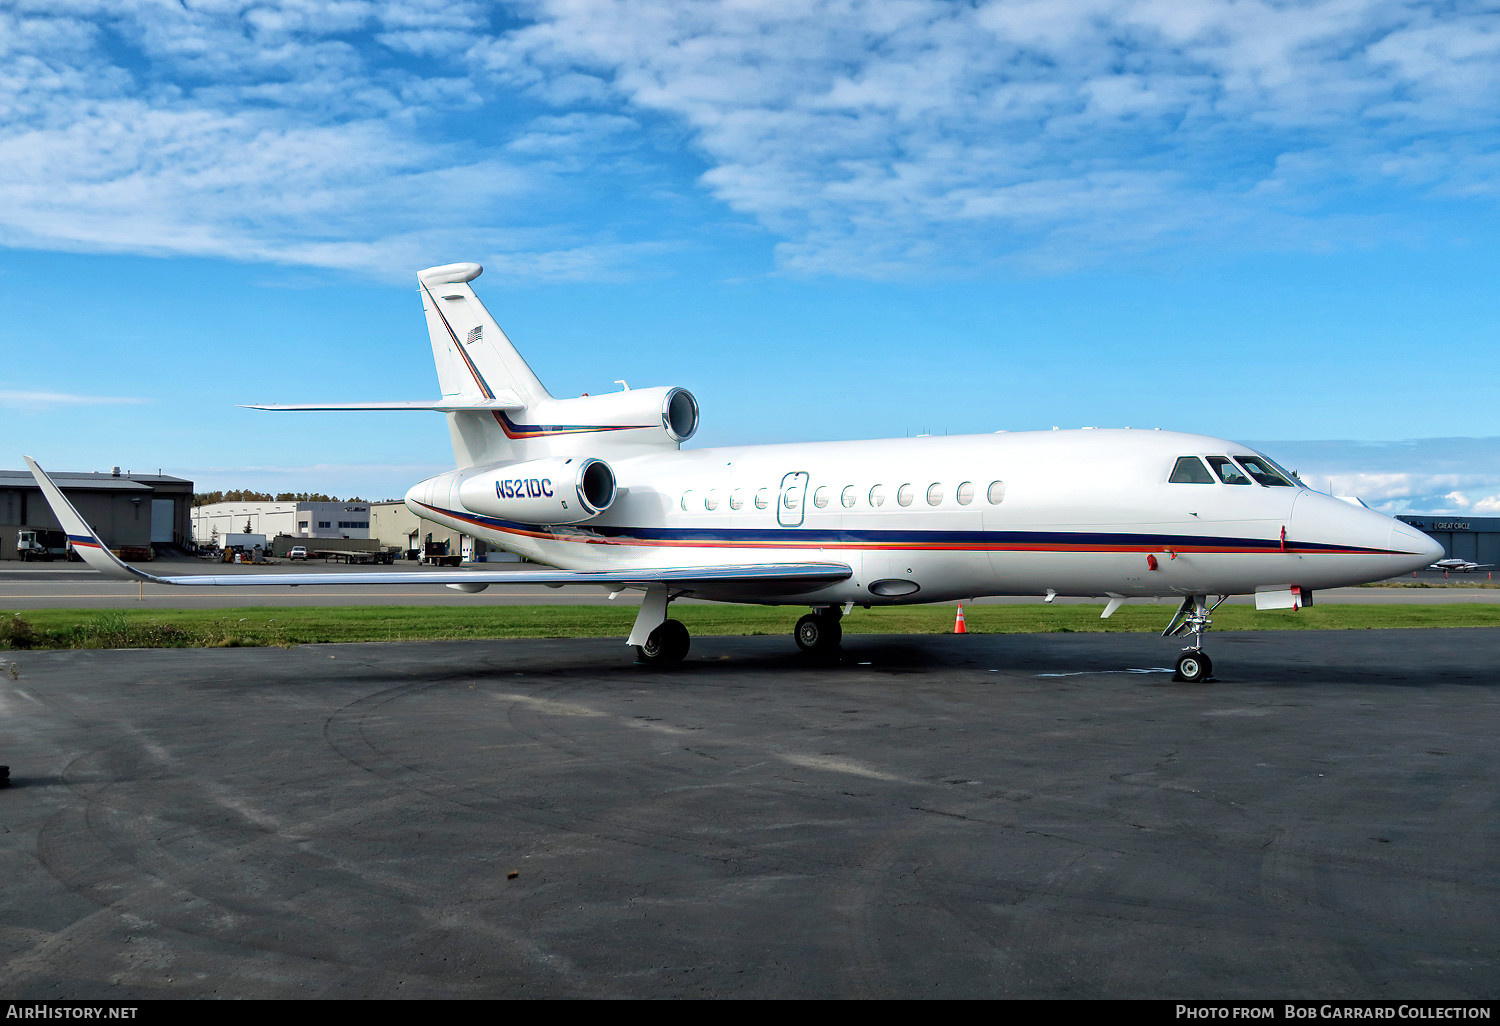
[422,279,495,400]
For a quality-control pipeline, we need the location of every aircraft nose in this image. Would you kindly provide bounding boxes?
[1390,520,1444,568]
[1291,491,1391,553]
[1290,492,1440,582]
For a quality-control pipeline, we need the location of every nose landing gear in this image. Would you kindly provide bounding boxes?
[1163,594,1226,683]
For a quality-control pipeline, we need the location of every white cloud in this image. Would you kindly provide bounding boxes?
[2,1,1499,278]
[0,390,149,408]
[489,0,1500,274]
[0,1,650,280]
[1254,438,1500,515]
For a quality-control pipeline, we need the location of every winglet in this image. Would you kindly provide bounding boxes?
[22,457,157,582]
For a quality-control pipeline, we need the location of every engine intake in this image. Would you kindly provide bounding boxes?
[458,457,616,525]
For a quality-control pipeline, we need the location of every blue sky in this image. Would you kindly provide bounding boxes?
[3,0,1499,512]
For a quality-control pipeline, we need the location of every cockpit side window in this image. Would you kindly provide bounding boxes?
[1234,455,1294,487]
[1206,456,1252,485]
[1169,456,1216,484]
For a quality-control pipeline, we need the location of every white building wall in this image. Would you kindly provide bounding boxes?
[296,502,371,539]
[192,503,298,545]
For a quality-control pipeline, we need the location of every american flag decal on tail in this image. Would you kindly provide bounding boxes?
[466,326,482,345]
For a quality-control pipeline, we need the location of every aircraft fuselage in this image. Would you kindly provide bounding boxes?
[406,427,1437,605]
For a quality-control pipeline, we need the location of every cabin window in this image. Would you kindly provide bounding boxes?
[841,486,856,508]
[1206,456,1252,485]
[956,482,974,505]
[897,484,915,507]
[754,489,769,509]
[680,490,694,511]
[869,485,886,507]
[813,486,830,509]
[729,489,744,510]
[987,481,1006,504]
[926,483,944,506]
[705,490,719,510]
[1169,457,1215,484]
[1234,455,1294,487]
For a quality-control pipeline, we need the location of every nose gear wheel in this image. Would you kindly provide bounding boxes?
[1163,595,1225,683]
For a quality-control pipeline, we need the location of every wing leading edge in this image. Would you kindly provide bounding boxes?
[22,457,851,592]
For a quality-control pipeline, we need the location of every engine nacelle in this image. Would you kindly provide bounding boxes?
[458,457,617,525]
[518,385,699,447]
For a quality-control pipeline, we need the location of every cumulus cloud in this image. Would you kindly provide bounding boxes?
[0,1,655,280]
[484,0,1500,274]
[2,1,1498,277]
[1251,438,1500,515]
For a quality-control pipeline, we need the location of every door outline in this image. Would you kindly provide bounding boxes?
[778,471,809,528]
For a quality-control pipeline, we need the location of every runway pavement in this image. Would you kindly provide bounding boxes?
[1,629,1496,998]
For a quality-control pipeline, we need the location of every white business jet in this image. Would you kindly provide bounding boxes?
[26,261,1442,682]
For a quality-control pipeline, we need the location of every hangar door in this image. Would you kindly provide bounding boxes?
[151,499,175,544]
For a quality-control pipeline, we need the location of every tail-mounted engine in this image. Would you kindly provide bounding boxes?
[499,386,698,449]
[457,457,617,525]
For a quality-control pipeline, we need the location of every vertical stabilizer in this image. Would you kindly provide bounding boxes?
[417,263,552,467]
[418,263,551,405]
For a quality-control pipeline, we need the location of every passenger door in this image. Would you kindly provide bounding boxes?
[778,471,809,528]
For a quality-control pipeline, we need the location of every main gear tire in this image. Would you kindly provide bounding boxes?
[794,612,843,653]
[635,619,690,665]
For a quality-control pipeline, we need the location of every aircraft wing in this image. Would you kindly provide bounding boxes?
[23,457,851,591]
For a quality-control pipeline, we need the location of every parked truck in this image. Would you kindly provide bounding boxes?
[420,539,462,567]
[16,528,71,562]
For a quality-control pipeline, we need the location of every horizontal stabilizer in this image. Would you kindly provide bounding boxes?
[242,394,524,413]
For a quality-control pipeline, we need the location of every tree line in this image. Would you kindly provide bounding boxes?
[193,490,369,505]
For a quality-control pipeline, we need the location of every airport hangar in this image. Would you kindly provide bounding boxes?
[1,468,496,562]
[1396,514,1500,568]
[0,467,192,561]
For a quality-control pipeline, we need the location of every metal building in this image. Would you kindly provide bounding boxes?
[369,500,518,562]
[1397,515,1500,568]
[0,468,194,560]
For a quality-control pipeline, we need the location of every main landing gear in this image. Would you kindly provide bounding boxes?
[794,606,843,655]
[1162,594,1226,683]
[629,591,847,666]
[634,618,691,665]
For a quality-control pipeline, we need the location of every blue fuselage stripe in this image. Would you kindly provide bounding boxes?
[415,503,1400,555]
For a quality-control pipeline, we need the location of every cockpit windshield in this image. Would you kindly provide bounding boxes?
[1205,456,1252,485]
[1256,452,1303,487]
[1233,454,1296,487]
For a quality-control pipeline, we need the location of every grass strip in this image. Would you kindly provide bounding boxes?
[2,603,1498,650]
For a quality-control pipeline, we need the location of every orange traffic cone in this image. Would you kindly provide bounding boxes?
[954,604,968,634]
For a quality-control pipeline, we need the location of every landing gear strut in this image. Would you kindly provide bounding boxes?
[630,585,691,665]
[1162,594,1226,683]
[794,606,843,654]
